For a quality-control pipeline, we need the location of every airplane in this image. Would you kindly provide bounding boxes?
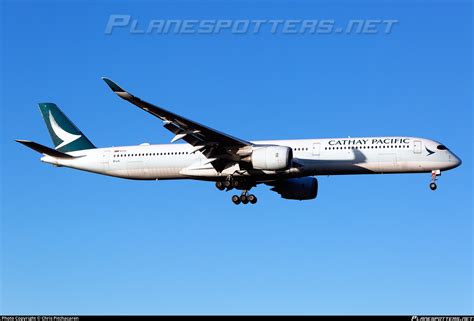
[16,78,462,205]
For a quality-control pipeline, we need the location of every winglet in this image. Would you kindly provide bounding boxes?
[101,77,125,92]
[102,77,133,99]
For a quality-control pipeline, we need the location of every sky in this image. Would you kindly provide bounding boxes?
[1,0,472,315]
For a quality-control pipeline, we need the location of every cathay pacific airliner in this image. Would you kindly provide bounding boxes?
[17,78,462,204]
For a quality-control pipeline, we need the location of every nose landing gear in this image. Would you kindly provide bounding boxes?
[429,170,441,191]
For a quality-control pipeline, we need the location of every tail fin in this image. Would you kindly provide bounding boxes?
[38,103,96,152]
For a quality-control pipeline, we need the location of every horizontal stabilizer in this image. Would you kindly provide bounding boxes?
[16,140,75,158]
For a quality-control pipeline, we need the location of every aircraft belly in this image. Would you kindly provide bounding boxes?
[298,155,377,175]
[125,157,192,179]
[313,162,375,175]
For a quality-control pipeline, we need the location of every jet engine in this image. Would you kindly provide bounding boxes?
[251,146,292,171]
[271,177,318,200]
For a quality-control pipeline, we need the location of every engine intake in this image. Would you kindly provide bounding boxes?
[251,146,292,171]
[271,177,318,200]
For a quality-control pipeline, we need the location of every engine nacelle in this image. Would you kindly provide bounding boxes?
[271,177,318,200]
[251,146,292,171]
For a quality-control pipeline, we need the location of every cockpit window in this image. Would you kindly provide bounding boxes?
[437,145,448,150]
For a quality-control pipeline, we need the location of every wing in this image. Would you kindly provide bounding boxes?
[102,77,252,171]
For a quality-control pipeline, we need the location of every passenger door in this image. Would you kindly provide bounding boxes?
[101,150,111,171]
[414,140,422,154]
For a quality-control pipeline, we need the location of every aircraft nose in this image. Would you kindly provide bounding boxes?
[451,153,462,168]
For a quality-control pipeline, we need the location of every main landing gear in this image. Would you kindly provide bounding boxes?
[231,191,257,205]
[429,170,441,191]
[216,176,258,205]
[215,177,240,190]
[216,181,226,190]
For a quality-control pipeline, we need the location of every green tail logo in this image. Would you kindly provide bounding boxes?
[38,103,96,152]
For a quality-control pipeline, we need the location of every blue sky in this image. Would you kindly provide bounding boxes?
[1,0,472,315]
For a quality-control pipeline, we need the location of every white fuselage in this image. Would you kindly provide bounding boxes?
[41,136,461,181]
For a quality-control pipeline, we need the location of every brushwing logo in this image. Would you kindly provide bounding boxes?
[425,146,435,156]
[48,110,82,150]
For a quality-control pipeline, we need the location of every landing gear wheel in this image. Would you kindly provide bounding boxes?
[224,180,232,189]
[430,170,440,191]
[248,194,257,204]
[240,194,249,204]
[232,195,241,204]
[216,181,225,191]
